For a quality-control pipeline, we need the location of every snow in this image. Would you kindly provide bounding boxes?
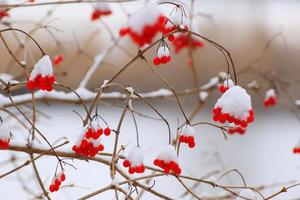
[223,78,234,88]
[126,146,144,167]
[0,73,13,83]
[0,122,10,140]
[29,55,53,80]
[127,1,162,34]
[247,80,260,89]
[180,125,195,136]
[157,145,178,162]
[157,46,170,58]
[215,86,252,120]
[236,189,258,200]
[265,88,276,100]
[199,91,209,102]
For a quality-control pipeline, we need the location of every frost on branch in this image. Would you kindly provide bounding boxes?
[123,147,145,174]
[236,189,258,200]
[26,55,56,92]
[0,122,11,149]
[264,88,277,108]
[213,86,254,128]
[90,2,112,21]
[179,125,196,148]
[153,145,181,175]
[119,2,166,47]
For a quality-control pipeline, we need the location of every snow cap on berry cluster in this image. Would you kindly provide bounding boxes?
[180,125,194,136]
[264,88,276,100]
[215,86,252,121]
[126,147,144,167]
[29,55,53,81]
[223,79,234,88]
[157,46,170,58]
[157,145,178,163]
[236,189,257,200]
[127,1,162,34]
[0,122,10,141]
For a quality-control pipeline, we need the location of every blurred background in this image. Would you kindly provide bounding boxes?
[0,0,300,199]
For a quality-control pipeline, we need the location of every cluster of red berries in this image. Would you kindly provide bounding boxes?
[0,139,9,149]
[153,55,171,65]
[293,147,300,154]
[213,107,254,128]
[91,9,112,21]
[227,126,246,135]
[123,160,145,174]
[119,15,166,47]
[179,135,195,148]
[27,74,55,91]
[264,96,277,107]
[153,159,181,175]
[72,127,111,157]
[219,84,229,93]
[49,172,66,193]
[0,11,9,20]
[171,34,204,53]
[53,54,64,66]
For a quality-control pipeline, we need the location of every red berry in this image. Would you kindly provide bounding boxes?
[123,160,131,168]
[104,127,111,136]
[153,57,160,65]
[60,173,66,182]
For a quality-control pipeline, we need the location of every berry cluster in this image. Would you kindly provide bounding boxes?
[227,126,246,135]
[91,9,112,21]
[53,54,64,66]
[213,107,254,128]
[0,11,9,20]
[27,55,55,92]
[219,79,234,93]
[120,15,166,47]
[0,123,11,149]
[27,74,56,91]
[213,86,254,128]
[154,159,181,175]
[293,147,300,154]
[264,89,277,107]
[49,172,66,193]
[171,34,204,53]
[72,118,111,157]
[153,46,171,66]
[153,145,181,175]
[123,147,145,174]
[179,125,195,148]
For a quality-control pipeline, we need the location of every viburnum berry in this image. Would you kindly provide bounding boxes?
[153,46,171,66]
[26,55,55,92]
[53,53,64,66]
[264,88,277,108]
[219,79,234,93]
[292,139,300,154]
[227,126,246,135]
[179,125,195,148]
[236,189,257,200]
[213,86,254,128]
[49,172,66,193]
[153,145,181,175]
[0,2,9,21]
[119,2,166,47]
[171,33,204,53]
[0,122,11,149]
[90,2,112,21]
[123,147,145,174]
